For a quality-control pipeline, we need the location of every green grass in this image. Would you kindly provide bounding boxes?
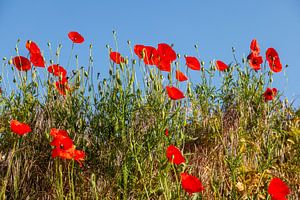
[0,36,299,199]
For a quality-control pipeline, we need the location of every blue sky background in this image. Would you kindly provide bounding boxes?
[0,0,300,107]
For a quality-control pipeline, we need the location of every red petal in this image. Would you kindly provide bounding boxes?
[134,45,145,59]
[175,70,188,82]
[143,46,158,65]
[250,39,260,56]
[166,86,185,100]
[166,145,185,165]
[10,120,31,136]
[50,135,74,150]
[157,43,176,62]
[30,53,45,67]
[12,56,31,71]
[185,56,200,70]
[50,128,69,138]
[156,58,171,72]
[26,40,41,54]
[216,60,228,71]
[268,178,290,199]
[110,51,124,64]
[180,172,204,194]
[68,31,84,44]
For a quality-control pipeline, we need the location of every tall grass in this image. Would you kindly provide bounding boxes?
[0,34,299,199]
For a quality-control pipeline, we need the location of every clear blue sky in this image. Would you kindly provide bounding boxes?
[1,0,300,107]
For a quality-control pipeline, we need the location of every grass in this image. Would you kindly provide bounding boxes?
[0,35,299,199]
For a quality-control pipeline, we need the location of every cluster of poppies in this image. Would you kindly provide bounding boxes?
[165,143,204,195]
[50,128,85,167]
[246,39,282,102]
[109,39,281,102]
[9,119,86,166]
[11,31,85,96]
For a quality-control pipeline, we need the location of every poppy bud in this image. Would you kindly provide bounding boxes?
[112,30,116,35]
[154,84,158,91]
[47,42,51,47]
[109,68,113,76]
[2,57,6,61]
[132,59,136,65]
[84,71,89,77]
[127,40,131,45]
[34,81,38,88]
[149,70,154,80]
[187,82,192,95]
[75,55,78,59]
[89,44,93,49]
[232,47,235,52]
[116,71,122,86]
[50,60,54,64]
[120,63,124,72]
[177,54,181,59]
[201,61,205,66]
[15,47,18,52]
[194,44,198,49]
[242,58,246,63]
[8,59,12,65]
[13,78,16,83]
[103,79,107,86]
[269,77,273,83]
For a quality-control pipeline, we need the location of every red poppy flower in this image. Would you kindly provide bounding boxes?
[247,53,263,71]
[55,80,70,96]
[268,177,290,200]
[166,145,185,165]
[164,128,169,136]
[26,40,41,54]
[12,56,31,71]
[73,149,85,167]
[10,120,32,136]
[166,86,185,100]
[176,70,188,82]
[216,60,228,71]
[68,31,84,44]
[48,64,67,77]
[30,53,45,67]
[185,56,200,71]
[250,39,260,56]
[110,51,125,64]
[263,88,277,101]
[180,172,204,194]
[157,43,177,62]
[266,48,282,73]
[50,128,69,138]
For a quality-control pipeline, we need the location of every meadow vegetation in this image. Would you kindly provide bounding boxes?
[0,32,299,199]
